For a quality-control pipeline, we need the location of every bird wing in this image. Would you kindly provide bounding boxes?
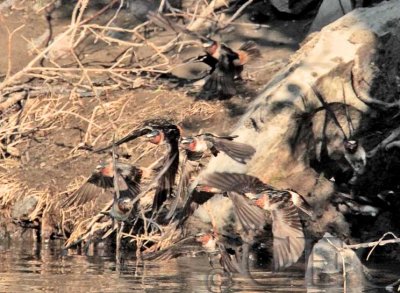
[166,151,199,219]
[228,191,266,232]
[285,189,314,218]
[269,196,305,271]
[207,136,256,164]
[94,128,151,153]
[203,54,236,96]
[116,162,142,198]
[236,41,261,65]
[200,133,238,140]
[201,172,272,194]
[218,242,242,274]
[152,150,180,212]
[61,172,114,208]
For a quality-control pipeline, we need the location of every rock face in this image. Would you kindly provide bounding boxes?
[270,0,317,14]
[197,0,400,238]
[305,233,368,292]
[309,0,353,32]
[11,195,38,220]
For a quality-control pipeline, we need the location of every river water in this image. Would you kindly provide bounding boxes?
[0,239,398,292]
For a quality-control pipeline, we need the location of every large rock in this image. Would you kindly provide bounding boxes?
[309,0,353,33]
[270,0,317,14]
[305,233,368,292]
[196,0,400,237]
[11,195,38,220]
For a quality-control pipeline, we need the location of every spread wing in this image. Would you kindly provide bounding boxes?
[201,172,273,194]
[270,196,305,271]
[286,189,314,218]
[116,162,142,198]
[94,128,151,153]
[218,243,242,274]
[203,54,236,96]
[61,172,114,208]
[152,152,180,212]
[208,137,256,164]
[166,151,201,219]
[228,192,266,232]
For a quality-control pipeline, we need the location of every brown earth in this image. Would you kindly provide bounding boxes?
[0,1,315,242]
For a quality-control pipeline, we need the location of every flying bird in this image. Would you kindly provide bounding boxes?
[61,158,142,209]
[199,172,313,270]
[147,12,260,96]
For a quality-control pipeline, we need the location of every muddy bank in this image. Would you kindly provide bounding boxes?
[0,2,399,289]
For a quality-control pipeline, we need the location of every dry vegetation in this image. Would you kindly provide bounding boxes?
[0,0,284,251]
[1,1,400,291]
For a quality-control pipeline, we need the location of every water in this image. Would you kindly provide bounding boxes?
[1,240,399,292]
[0,240,308,292]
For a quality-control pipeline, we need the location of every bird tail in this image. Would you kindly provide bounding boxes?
[203,68,236,97]
[237,41,261,65]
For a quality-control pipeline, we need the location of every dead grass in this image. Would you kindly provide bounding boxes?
[0,0,251,255]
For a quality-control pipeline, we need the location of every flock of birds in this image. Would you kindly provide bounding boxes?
[59,13,373,275]
[148,12,262,97]
[62,118,313,273]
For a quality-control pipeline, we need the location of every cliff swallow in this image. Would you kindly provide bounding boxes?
[201,40,260,96]
[61,158,142,209]
[343,139,367,184]
[181,133,256,164]
[147,12,260,96]
[196,232,246,274]
[143,121,181,212]
[167,133,256,223]
[94,119,182,212]
[200,172,313,270]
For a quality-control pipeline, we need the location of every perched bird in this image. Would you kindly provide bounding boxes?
[147,12,260,96]
[61,157,142,209]
[180,133,256,164]
[343,139,367,184]
[199,172,312,270]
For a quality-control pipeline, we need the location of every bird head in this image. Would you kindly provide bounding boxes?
[95,160,113,176]
[196,232,215,246]
[344,139,358,154]
[145,128,164,145]
[142,119,181,144]
[253,194,268,209]
[202,39,218,55]
[180,136,196,150]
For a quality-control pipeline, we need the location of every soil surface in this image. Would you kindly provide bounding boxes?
[0,1,311,195]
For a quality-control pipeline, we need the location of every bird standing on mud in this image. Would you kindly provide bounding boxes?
[147,12,260,97]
